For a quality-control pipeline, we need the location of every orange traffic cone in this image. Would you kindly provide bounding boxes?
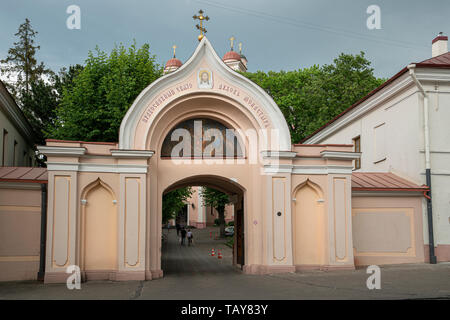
[218,249,222,259]
[210,248,215,256]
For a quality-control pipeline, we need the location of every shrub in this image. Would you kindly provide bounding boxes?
[226,237,234,248]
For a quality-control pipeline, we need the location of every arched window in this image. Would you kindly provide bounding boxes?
[161,118,244,158]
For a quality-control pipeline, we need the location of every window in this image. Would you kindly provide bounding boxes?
[374,123,386,163]
[160,118,244,158]
[2,129,7,166]
[353,136,361,170]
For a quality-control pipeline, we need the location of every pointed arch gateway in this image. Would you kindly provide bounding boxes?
[292,179,326,268]
[38,36,358,283]
[114,37,296,277]
[118,37,291,151]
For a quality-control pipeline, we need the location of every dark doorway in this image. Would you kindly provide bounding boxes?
[235,196,245,268]
[161,175,246,276]
[176,204,188,227]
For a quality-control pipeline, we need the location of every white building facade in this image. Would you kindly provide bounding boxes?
[304,35,450,262]
[0,81,36,167]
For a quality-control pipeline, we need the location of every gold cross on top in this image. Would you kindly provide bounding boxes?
[172,45,177,58]
[193,9,210,41]
[229,36,235,51]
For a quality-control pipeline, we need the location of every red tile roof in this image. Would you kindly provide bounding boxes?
[165,57,182,68]
[301,52,450,143]
[223,50,241,61]
[416,51,450,66]
[352,172,428,192]
[0,167,48,183]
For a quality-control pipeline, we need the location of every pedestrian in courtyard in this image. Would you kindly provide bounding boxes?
[187,228,193,246]
[180,227,187,246]
[176,223,181,236]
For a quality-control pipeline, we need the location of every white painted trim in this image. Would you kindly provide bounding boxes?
[111,149,155,158]
[305,67,450,144]
[293,165,353,175]
[37,146,86,156]
[415,68,450,83]
[321,150,361,160]
[304,74,414,144]
[261,151,297,159]
[263,164,354,175]
[0,85,35,142]
[420,150,450,154]
[352,191,424,197]
[46,162,148,173]
[263,164,293,173]
[118,37,291,151]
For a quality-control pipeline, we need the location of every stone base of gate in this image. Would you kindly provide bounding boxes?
[114,271,146,281]
[295,264,355,272]
[82,270,116,281]
[242,264,296,275]
[44,272,71,284]
[150,269,163,279]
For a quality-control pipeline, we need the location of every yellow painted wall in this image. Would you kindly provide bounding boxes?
[293,182,325,266]
[83,184,117,271]
[0,184,41,281]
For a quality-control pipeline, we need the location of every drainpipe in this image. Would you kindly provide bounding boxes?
[37,183,48,280]
[408,64,437,264]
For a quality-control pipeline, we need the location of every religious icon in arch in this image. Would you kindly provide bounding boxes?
[197,69,213,89]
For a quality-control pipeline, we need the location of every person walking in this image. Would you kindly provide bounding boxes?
[176,223,181,236]
[187,229,193,246]
[180,227,187,246]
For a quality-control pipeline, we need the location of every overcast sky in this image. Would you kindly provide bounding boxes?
[1,0,449,79]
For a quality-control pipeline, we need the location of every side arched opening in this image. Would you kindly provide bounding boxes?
[80,179,118,280]
[292,180,326,268]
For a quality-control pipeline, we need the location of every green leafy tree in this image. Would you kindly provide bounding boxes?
[0,18,51,97]
[50,42,162,142]
[53,64,84,99]
[243,52,385,142]
[18,65,84,143]
[0,18,54,145]
[20,79,58,143]
[201,187,231,238]
[162,187,193,224]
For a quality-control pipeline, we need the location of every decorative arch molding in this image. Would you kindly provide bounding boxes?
[119,37,291,151]
[160,117,244,158]
[292,178,324,201]
[79,178,118,274]
[80,178,117,204]
[291,178,327,266]
[161,174,246,196]
[146,94,264,157]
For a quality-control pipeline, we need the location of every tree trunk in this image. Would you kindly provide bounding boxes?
[218,205,226,238]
